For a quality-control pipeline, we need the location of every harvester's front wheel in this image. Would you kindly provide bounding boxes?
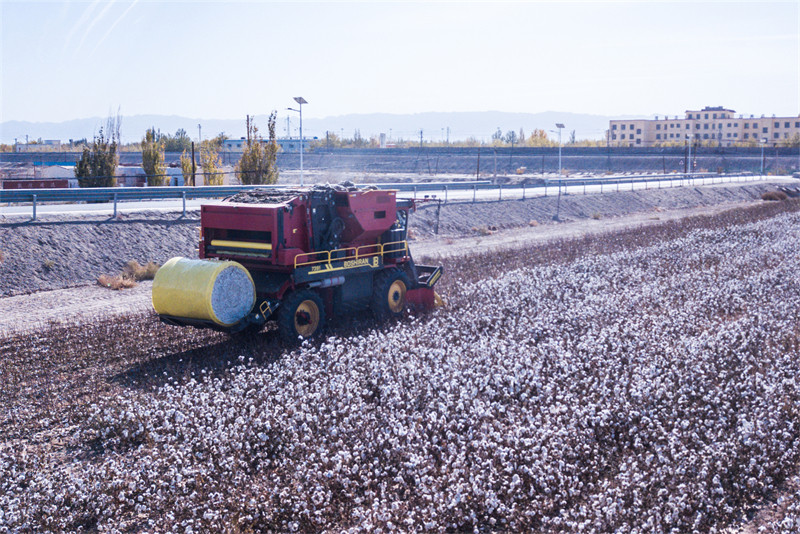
[277,290,325,342]
[371,269,410,321]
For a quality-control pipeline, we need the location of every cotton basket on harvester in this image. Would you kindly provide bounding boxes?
[152,257,256,327]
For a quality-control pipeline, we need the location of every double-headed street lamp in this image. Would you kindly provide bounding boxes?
[287,96,308,186]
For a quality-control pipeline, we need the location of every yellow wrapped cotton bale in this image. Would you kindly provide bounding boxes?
[152,257,256,327]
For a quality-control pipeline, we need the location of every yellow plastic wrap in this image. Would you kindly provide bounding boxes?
[152,257,256,326]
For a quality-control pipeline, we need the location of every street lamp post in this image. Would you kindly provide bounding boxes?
[287,97,308,186]
[761,138,767,176]
[555,123,565,176]
[686,134,693,177]
[554,123,565,221]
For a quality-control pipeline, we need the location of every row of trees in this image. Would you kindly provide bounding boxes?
[308,128,610,149]
[74,114,279,187]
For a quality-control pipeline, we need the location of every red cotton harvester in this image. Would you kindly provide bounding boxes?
[152,185,443,341]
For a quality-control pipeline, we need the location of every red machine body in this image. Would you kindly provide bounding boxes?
[199,189,399,268]
[161,187,442,340]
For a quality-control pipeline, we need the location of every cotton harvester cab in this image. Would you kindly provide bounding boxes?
[152,186,443,341]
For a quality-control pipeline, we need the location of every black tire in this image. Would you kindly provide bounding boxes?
[371,268,411,321]
[277,290,325,343]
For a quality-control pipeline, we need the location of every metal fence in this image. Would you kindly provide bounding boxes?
[0,173,775,221]
[1,181,493,220]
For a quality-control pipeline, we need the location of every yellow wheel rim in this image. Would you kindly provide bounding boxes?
[387,279,407,314]
[294,300,320,337]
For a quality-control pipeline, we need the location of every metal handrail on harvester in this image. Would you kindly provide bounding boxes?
[294,240,409,269]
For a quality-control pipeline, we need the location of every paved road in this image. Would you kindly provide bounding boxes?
[1,174,794,219]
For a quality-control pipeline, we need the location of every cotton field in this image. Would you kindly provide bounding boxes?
[2,203,800,532]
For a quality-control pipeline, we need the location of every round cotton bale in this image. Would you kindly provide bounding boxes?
[152,257,256,327]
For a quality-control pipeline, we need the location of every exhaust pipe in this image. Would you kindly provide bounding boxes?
[307,276,346,289]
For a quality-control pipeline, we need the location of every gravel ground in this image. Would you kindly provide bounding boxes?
[411,181,788,237]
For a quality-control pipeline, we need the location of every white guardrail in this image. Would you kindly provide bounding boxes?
[0,173,769,220]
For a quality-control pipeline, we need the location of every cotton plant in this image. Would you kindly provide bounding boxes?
[2,210,800,532]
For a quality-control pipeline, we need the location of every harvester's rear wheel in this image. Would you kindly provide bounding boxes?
[371,269,410,320]
[277,290,325,342]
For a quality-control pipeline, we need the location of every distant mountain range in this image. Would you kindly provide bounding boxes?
[1,111,649,145]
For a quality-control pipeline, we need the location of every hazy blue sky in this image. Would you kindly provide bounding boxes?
[1,0,798,123]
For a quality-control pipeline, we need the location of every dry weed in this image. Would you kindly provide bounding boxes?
[762,191,789,202]
[122,260,160,281]
[97,274,137,290]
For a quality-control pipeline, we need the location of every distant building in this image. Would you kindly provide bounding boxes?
[15,140,62,152]
[222,137,310,153]
[38,165,79,187]
[608,106,800,147]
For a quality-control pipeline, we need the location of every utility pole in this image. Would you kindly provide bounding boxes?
[684,137,688,174]
[556,123,564,177]
[446,127,450,145]
[554,123,565,221]
[419,129,423,150]
[197,124,202,144]
[191,141,197,186]
[476,143,481,179]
